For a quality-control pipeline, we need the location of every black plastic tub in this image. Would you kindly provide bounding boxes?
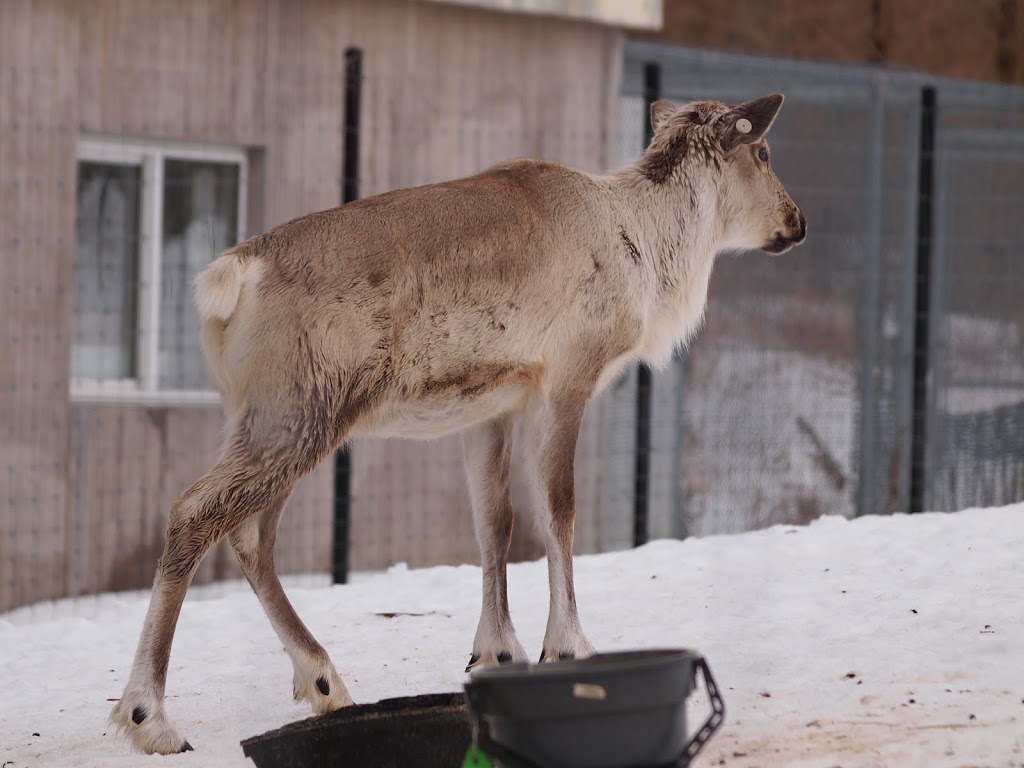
[464,649,724,768]
[240,692,471,768]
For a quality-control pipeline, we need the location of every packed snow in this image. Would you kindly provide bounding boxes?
[1,504,1022,767]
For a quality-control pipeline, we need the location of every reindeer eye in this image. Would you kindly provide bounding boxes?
[758,147,769,162]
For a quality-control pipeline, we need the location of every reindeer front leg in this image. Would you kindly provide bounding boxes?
[463,414,529,671]
[524,390,597,662]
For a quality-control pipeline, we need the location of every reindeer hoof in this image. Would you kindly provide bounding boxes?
[466,650,518,672]
[179,741,194,753]
[538,649,576,663]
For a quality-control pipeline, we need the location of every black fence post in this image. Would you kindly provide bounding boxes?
[633,62,660,548]
[909,85,937,515]
[332,47,362,584]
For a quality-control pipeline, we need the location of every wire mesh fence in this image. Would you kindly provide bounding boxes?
[2,3,1022,616]
[622,42,1024,535]
[927,81,1024,510]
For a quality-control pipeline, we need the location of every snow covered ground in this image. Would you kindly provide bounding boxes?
[2,504,1022,767]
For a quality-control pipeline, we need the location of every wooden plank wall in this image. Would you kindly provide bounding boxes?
[0,1,79,611]
[0,0,623,611]
[349,3,624,570]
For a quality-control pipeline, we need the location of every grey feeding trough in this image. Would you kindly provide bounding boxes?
[241,649,724,768]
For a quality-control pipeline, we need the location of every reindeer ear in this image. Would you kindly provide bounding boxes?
[716,93,784,152]
[649,99,678,133]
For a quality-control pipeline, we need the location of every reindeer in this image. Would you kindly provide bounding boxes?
[111,94,805,754]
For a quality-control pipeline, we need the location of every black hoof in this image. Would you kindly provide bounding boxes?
[465,653,480,673]
[316,676,330,696]
[178,741,194,753]
[538,650,575,663]
[131,706,146,725]
[497,651,513,664]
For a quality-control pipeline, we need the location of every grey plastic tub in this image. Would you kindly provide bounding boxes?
[463,649,724,768]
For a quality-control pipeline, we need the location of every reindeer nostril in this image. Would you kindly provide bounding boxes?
[786,209,806,240]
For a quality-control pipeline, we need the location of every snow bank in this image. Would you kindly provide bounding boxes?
[1,504,1022,767]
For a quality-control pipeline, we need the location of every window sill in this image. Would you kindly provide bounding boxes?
[70,387,222,408]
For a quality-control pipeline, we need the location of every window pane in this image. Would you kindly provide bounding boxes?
[159,159,240,389]
[72,162,142,380]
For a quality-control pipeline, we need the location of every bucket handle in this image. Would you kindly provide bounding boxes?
[679,654,726,764]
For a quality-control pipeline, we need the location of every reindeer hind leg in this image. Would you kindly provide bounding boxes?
[112,407,342,753]
[229,494,353,713]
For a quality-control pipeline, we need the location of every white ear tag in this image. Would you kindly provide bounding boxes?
[735,118,752,134]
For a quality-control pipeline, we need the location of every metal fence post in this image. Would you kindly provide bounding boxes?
[855,77,887,517]
[909,85,937,514]
[332,46,362,584]
[633,61,660,548]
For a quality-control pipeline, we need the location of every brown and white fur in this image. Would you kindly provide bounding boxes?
[111,94,805,754]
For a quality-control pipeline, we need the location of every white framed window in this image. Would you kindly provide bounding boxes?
[71,137,248,405]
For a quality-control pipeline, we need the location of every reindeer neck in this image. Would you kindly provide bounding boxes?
[592,165,724,367]
[605,165,724,300]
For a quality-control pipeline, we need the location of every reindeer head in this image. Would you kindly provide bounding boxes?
[642,93,806,255]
